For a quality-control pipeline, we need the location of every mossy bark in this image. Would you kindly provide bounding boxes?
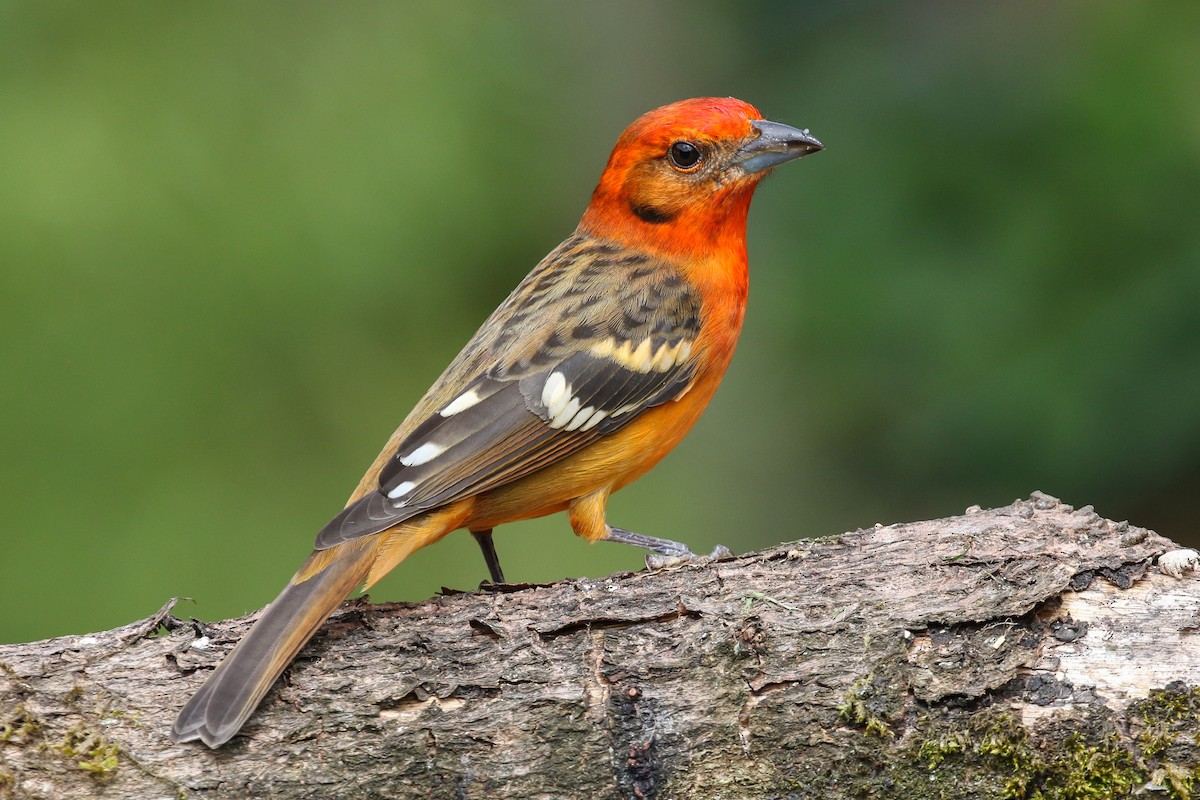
[1,492,1197,799]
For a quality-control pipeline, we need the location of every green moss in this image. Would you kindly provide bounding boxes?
[1148,764,1196,800]
[916,728,969,770]
[1042,734,1141,799]
[892,710,1144,800]
[893,688,1198,799]
[0,703,41,743]
[913,712,1035,798]
[742,682,1200,799]
[837,677,894,738]
[50,724,120,777]
[1128,684,1200,798]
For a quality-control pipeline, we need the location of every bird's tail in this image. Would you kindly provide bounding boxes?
[170,538,377,748]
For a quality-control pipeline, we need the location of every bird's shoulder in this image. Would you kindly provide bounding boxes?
[420,231,702,414]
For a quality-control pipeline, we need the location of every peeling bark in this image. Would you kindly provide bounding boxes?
[2,492,1198,799]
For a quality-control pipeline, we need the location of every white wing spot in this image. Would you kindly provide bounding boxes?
[542,371,567,410]
[564,405,596,432]
[440,389,481,417]
[580,409,608,431]
[547,382,574,420]
[387,480,417,499]
[550,397,582,429]
[400,442,444,467]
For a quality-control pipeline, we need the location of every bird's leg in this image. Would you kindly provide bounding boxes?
[570,491,731,569]
[470,528,506,584]
[603,526,733,568]
[603,526,694,556]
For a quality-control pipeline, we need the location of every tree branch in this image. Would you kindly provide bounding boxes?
[2,492,1198,799]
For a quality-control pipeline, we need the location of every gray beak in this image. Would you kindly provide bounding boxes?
[735,119,823,174]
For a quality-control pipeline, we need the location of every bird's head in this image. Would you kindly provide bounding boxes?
[580,97,822,260]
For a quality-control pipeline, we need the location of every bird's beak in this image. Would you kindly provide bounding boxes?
[735,120,824,174]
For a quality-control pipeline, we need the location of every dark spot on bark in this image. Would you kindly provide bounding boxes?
[1069,571,1095,591]
[1052,619,1088,642]
[469,619,503,639]
[607,680,662,799]
[1097,559,1150,589]
[626,739,659,799]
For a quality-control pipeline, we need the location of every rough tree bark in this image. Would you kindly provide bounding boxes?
[2,492,1198,800]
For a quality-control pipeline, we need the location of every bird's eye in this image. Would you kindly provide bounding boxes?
[667,141,702,171]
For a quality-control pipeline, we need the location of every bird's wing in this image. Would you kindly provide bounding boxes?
[314,234,702,549]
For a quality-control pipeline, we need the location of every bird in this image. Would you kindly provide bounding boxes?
[171,96,822,748]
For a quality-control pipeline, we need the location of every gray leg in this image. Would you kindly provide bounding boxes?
[603,526,695,557]
[603,526,733,567]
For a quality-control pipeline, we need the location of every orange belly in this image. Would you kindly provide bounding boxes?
[463,362,724,533]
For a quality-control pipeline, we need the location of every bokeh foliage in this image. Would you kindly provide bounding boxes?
[2,2,1197,643]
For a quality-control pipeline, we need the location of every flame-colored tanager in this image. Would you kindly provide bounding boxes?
[172,97,822,747]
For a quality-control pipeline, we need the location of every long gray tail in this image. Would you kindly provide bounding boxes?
[171,540,375,748]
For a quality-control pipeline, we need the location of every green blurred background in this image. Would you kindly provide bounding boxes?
[2,2,1197,644]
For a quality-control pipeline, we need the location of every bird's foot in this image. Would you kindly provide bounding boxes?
[644,544,734,570]
[604,526,734,570]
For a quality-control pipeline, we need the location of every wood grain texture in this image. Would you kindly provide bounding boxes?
[2,492,1198,799]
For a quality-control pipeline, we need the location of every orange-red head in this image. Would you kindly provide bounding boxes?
[579,97,822,260]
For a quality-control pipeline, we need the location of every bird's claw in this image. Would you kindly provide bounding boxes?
[709,545,735,559]
[644,544,734,571]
